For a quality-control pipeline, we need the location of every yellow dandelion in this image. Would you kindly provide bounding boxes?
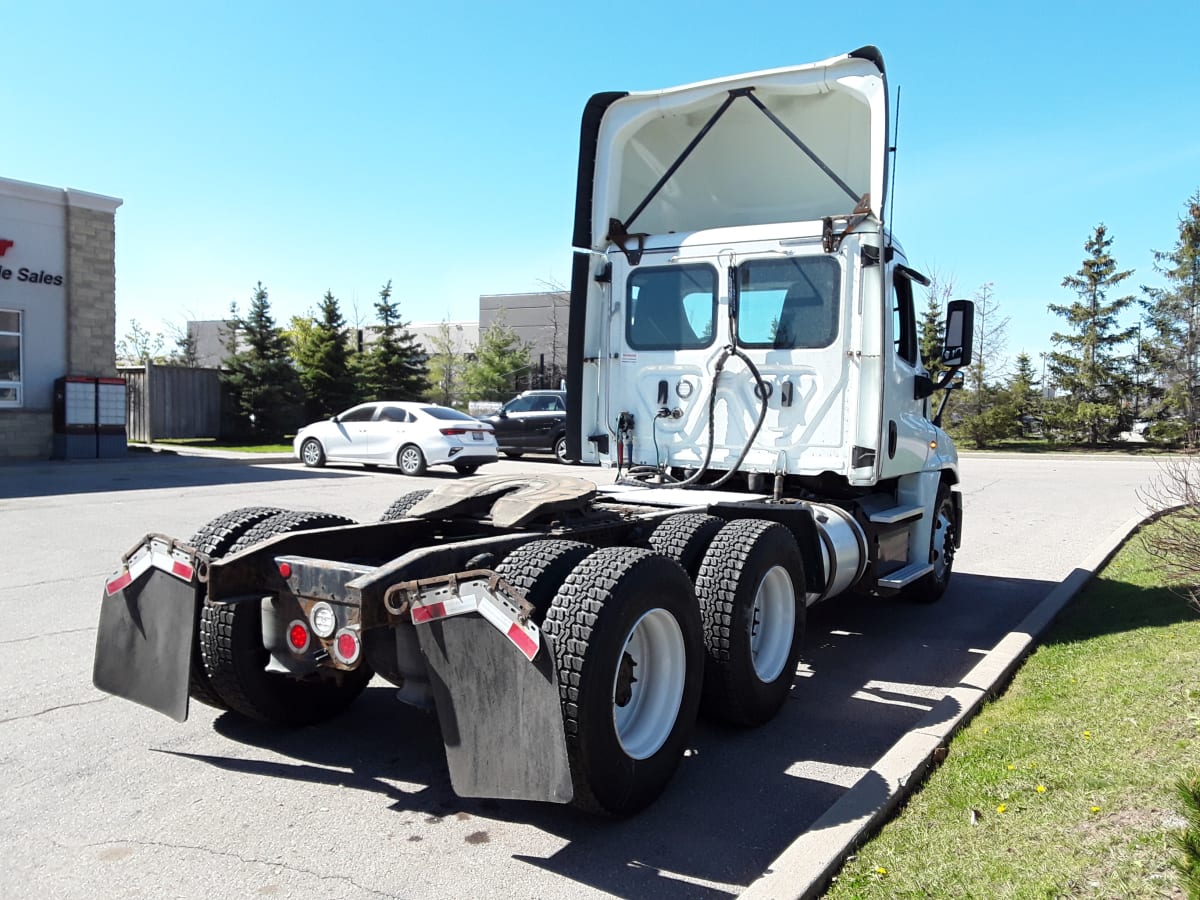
[997,804,1007,814]
[1082,731,1092,739]
[875,867,887,876]
[1036,784,1046,794]
[1006,764,1015,771]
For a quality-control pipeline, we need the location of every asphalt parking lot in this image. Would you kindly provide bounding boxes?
[0,450,1163,899]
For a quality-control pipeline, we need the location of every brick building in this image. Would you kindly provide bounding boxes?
[0,176,122,458]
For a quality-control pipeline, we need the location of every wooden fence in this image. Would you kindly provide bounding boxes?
[119,364,221,442]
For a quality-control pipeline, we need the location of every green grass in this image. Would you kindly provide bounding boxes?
[134,437,294,453]
[825,518,1200,898]
[955,437,1179,454]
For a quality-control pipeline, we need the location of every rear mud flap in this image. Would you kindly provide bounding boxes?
[417,615,573,804]
[93,569,199,723]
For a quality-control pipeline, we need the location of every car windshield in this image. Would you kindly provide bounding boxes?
[420,406,476,421]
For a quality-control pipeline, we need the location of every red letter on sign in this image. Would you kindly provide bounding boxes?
[0,240,13,256]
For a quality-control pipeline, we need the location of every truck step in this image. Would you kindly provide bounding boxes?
[876,562,934,589]
[868,503,924,524]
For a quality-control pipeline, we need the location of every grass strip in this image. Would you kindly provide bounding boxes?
[825,518,1200,898]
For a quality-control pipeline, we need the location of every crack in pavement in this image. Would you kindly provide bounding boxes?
[64,838,398,899]
[0,696,111,726]
[0,626,96,646]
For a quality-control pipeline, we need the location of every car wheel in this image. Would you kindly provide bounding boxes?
[453,463,480,475]
[503,451,523,459]
[397,444,426,476]
[300,438,325,468]
[554,435,574,465]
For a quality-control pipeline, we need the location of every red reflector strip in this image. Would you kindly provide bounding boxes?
[506,622,539,661]
[411,601,447,623]
[104,571,133,596]
[171,560,194,580]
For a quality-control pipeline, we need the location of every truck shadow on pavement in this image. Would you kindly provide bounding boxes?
[155,571,1062,899]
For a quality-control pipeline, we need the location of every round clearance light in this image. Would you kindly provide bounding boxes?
[310,602,337,638]
[333,628,361,665]
[278,562,292,578]
[286,620,310,654]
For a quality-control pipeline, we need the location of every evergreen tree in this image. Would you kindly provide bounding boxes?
[1141,192,1200,446]
[464,316,531,401]
[1007,351,1041,435]
[361,280,429,401]
[919,271,953,418]
[221,282,304,439]
[1048,224,1137,444]
[290,291,355,419]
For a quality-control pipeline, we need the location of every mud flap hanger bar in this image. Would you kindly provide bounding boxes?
[383,570,542,662]
[608,87,868,264]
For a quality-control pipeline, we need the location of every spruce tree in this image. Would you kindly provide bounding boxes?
[292,291,355,419]
[361,280,429,401]
[464,316,531,401]
[1141,192,1200,446]
[1007,351,1041,435]
[221,282,304,439]
[1048,224,1137,444]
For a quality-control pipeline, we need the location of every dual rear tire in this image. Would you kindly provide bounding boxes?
[499,517,806,815]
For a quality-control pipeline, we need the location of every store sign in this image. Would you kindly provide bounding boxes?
[0,237,64,286]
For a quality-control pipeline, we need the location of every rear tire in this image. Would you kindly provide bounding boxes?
[694,519,806,726]
[542,547,703,816]
[300,438,325,468]
[648,513,725,580]
[185,506,287,710]
[503,451,523,459]
[397,444,426,476]
[554,435,572,465]
[495,540,594,623]
[453,463,480,475]
[379,489,432,521]
[200,510,373,725]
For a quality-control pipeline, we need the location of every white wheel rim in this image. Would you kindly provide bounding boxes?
[303,441,320,465]
[400,448,420,472]
[750,565,796,682]
[555,439,566,461]
[932,503,954,579]
[612,608,686,760]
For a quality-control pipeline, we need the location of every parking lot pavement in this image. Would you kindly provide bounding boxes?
[0,452,1164,899]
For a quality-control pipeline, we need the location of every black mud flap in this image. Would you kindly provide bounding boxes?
[417,615,573,804]
[93,569,199,723]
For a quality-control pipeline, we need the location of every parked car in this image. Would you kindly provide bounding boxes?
[480,389,571,463]
[293,401,497,475]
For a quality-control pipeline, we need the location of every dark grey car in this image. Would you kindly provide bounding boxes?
[481,390,570,462]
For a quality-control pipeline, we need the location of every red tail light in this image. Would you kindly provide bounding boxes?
[440,428,468,436]
[287,620,311,653]
[333,628,362,665]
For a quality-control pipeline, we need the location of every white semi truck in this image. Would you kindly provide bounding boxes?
[94,46,973,816]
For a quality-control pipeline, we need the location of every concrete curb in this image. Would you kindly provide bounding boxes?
[740,513,1149,900]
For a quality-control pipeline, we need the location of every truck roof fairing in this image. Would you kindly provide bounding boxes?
[572,47,889,252]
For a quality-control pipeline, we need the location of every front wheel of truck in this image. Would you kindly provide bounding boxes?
[199,510,374,725]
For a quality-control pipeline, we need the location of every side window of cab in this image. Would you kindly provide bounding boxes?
[892,274,918,366]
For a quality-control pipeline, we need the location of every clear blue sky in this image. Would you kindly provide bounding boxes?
[5,1,1198,375]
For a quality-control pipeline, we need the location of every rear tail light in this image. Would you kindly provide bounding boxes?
[333,628,362,665]
[440,428,468,436]
[287,620,311,654]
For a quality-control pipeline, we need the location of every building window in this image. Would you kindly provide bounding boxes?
[0,309,20,407]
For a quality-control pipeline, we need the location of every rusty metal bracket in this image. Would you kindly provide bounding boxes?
[383,569,535,625]
[606,218,648,266]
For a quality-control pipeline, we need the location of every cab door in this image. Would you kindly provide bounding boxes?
[878,264,936,479]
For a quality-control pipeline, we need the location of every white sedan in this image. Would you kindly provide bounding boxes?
[293,401,498,475]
